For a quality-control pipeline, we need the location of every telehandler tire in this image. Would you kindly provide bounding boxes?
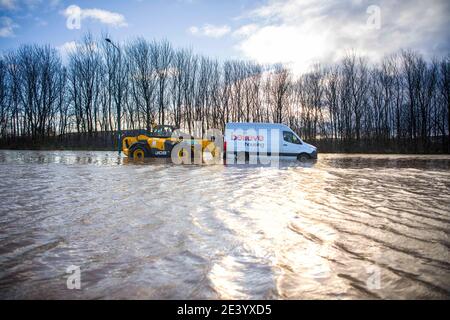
[129,143,150,159]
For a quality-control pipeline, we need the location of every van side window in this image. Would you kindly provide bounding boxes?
[283,131,302,144]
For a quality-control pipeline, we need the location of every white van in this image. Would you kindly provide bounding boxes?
[224,122,317,162]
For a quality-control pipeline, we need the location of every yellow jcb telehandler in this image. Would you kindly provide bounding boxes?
[122,125,218,160]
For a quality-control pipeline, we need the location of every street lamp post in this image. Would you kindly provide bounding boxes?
[105,38,122,156]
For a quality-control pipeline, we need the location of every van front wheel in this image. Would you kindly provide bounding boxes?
[297,153,310,162]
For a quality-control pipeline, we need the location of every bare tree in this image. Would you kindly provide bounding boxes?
[127,38,157,130]
[0,33,448,153]
[153,40,173,125]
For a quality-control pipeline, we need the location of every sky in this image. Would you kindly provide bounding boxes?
[0,0,449,74]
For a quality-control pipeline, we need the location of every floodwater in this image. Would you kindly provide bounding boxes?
[0,150,449,300]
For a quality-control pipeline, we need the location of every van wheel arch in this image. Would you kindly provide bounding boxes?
[297,153,310,162]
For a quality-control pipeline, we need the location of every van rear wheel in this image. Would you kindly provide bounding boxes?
[297,153,310,162]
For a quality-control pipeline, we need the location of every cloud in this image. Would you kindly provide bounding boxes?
[0,0,15,9]
[0,16,18,37]
[63,5,128,28]
[23,0,43,9]
[0,0,16,10]
[235,0,450,74]
[57,40,99,55]
[188,26,199,35]
[34,16,47,27]
[233,24,259,37]
[57,40,100,63]
[0,0,61,11]
[49,0,60,7]
[57,41,78,55]
[188,24,231,38]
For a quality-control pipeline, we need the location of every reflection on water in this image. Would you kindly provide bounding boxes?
[0,150,449,299]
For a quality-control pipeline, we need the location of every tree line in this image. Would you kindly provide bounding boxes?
[0,33,448,153]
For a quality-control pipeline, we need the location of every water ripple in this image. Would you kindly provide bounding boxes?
[0,151,449,299]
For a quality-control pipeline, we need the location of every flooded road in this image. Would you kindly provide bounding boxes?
[0,150,449,299]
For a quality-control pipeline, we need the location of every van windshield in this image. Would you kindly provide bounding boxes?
[283,131,302,144]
